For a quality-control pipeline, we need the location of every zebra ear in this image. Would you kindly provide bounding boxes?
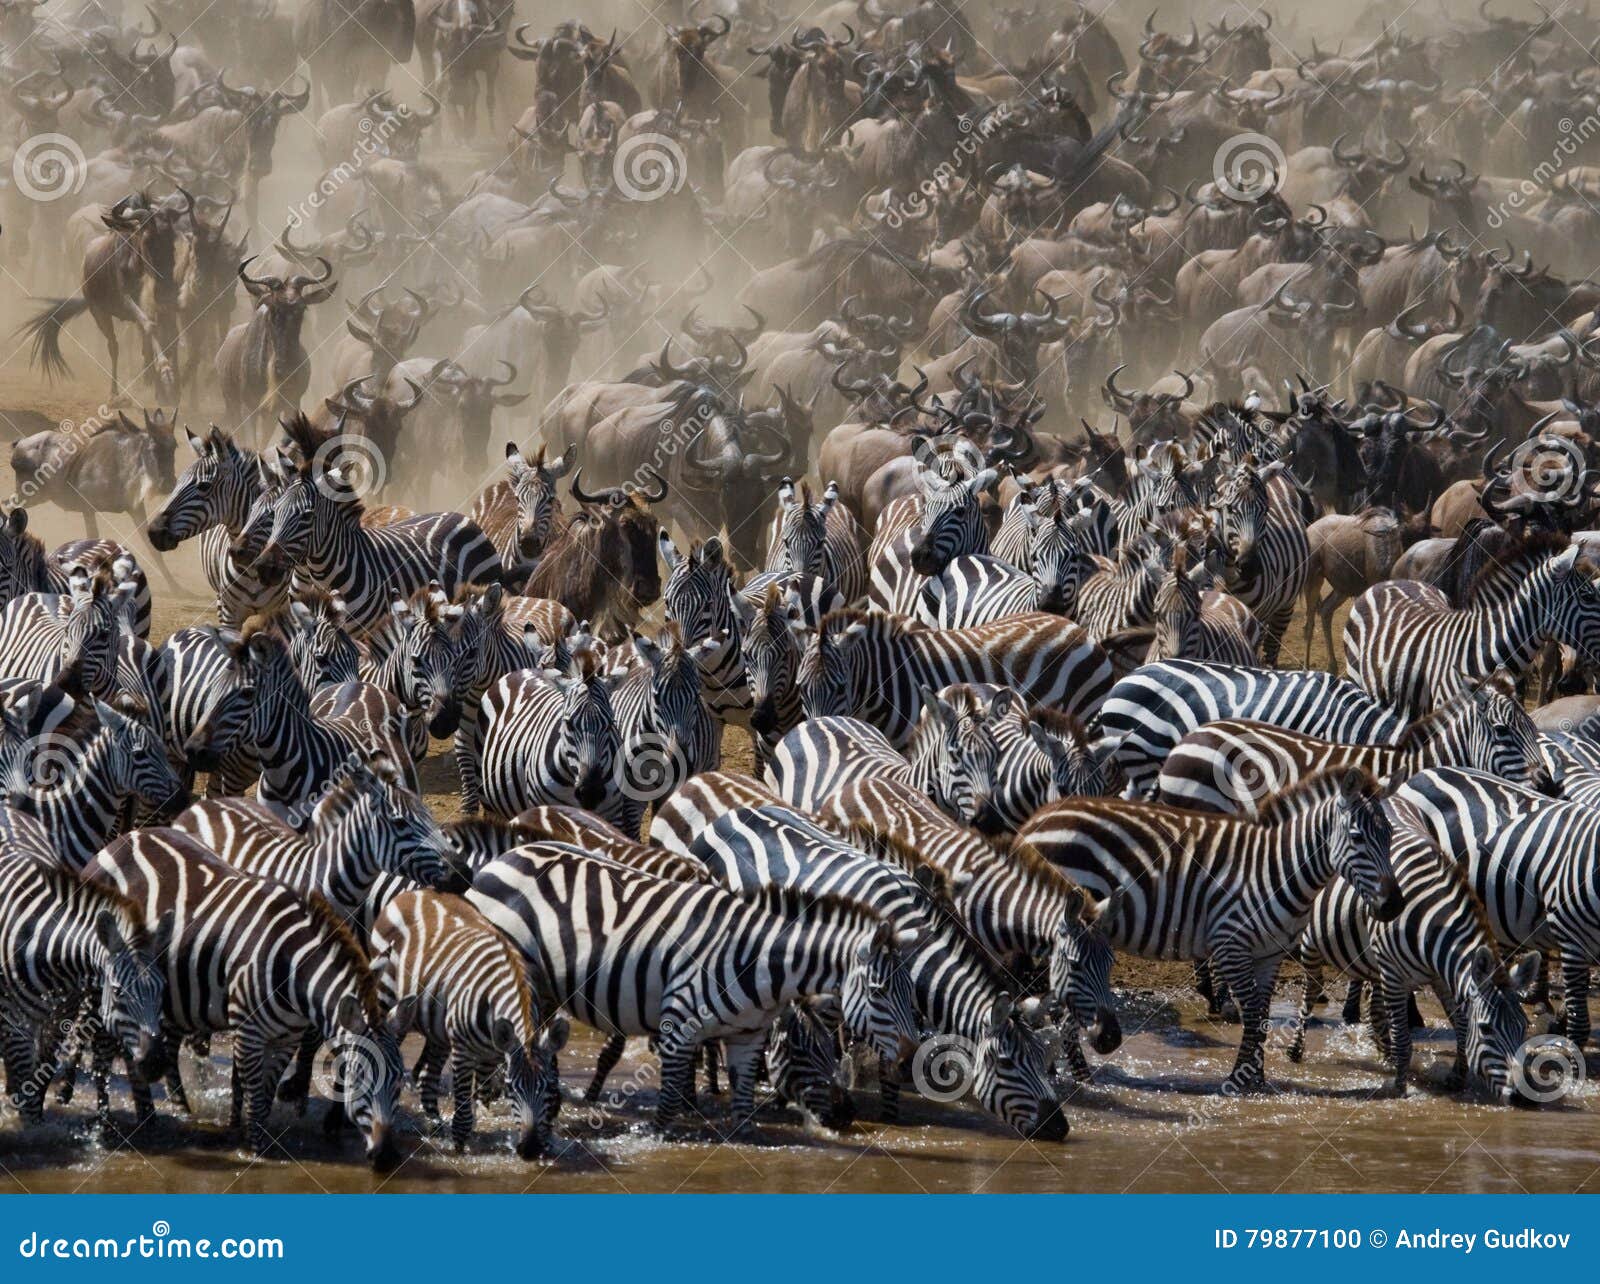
[387,994,419,1038]
[985,992,1014,1034]
[632,632,663,669]
[820,479,839,512]
[1506,950,1542,998]
[986,688,1015,721]
[1469,944,1498,987]
[335,993,366,1035]
[505,442,527,475]
[701,536,725,566]
[289,600,313,627]
[658,530,682,570]
[542,1015,571,1055]
[490,1017,518,1053]
[94,910,125,954]
[4,507,26,536]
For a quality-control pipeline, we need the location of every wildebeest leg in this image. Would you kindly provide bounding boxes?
[92,309,123,404]
[81,508,100,541]
[1318,590,1343,676]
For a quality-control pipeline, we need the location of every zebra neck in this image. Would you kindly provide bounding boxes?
[1247,804,1342,917]
[961,859,1051,957]
[303,821,379,918]
[1472,559,1565,673]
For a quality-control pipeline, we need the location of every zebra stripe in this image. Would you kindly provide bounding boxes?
[762,478,865,605]
[1208,458,1309,665]
[0,567,135,699]
[866,464,996,616]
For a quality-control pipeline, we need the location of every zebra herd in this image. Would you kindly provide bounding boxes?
[1,406,1598,1174]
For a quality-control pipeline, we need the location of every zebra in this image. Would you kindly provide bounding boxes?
[1099,659,1407,796]
[1286,803,1536,1101]
[679,792,1069,1138]
[512,804,708,882]
[359,585,464,761]
[1016,768,1402,1090]
[659,533,748,724]
[1147,538,1260,667]
[762,477,865,604]
[0,808,173,1126]
[798,607,1112,747]
[284,589,362,689]
[1208,456,1309,665]
[371,889,568,1157]
[765,996,855,1129]
[1155,671,1561,814]
[0,508,154,639]
[2,694,189,872]
[0,565,138,699]
[821,774,1122,1078]
[607,626,722,838]
[476,651,624,823]
[85,826,418,1167]
[918,554,1044,630]
[1344,536,1600,718]
[237,441,502,636]
[146,425,283,626]
[649,768,788,857]
[469,442,576,581]
[449,584,578,812]
[467,841,923,1130]
[766,690,1012,832]
[729,581,804,772]
[160,626,260,794]
[867,451,996,615]
[1396,766,1600,1050]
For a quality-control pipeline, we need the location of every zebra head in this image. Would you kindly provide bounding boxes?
[660,532,735,645]
[1024,711,1111,800]
[332,990,417,1172]
[1025,500,1086,614]
[59,566,132,699]
[1548,543,1600,685]
[179,628,255,772]
[0,506,46,604]
[385,585,465,738]
[506,442,575,561]
[319,751,463,891]
[908,451,996,578]
[554,653,620,810]
[919,684,1008,834]
[495,1012,569,1159]
[1209,456,1269,566]
[772,478,838,580]
[731,582,800,738]
[1047,886,1122,1056]
[1464,671,1562,796]
[247,448,332,585]
[841,922,923,1065]
[286,590,360,688]
[95,696,190,821]
[148,426,246,550]
[1326,770,1403,921]
[625,626,714,800]
[230,447,301,582]
[767,996,855,1130]
[972,992,1068,1141]
[1462,946,1540,1107]
[796,609,867,720]
[95,906,174,1079]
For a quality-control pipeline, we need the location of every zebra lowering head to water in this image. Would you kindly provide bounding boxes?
[1287,803,1537,1103]
[467,841,923,1133]
[1017,768,1402,1092]
[0,808,173,1126]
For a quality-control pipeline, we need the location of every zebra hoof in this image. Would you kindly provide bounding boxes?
[1219,1001,1241,1024]
[1285,1042,1305,1064]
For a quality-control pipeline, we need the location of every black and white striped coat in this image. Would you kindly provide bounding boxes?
[1344,539,1600,718]
[1208,457,1309,665]
[1155,674,1560,814]
[371,889,566,1156]
[0,507,153,639]
[1016,770,1402,1090]
[1286,804,1534,1101]
[798,608,1112,747]
[85,827,416,1165]
[867,462,996,615]
[0,567,136,700]
[762,478,865,605]
[0,809,172,1124]
[1396,766,1600,1050]
[677,791,1069,1139]
[1100,659,1406,796]
[466,841,921,1127]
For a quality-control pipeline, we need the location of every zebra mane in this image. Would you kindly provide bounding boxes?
[1392,675,1512,750]
[835,820,956,902]
[819,606,922,636]
[301,892,384,1024]
[1461,529,1569,605]
[1253,766,1383,826]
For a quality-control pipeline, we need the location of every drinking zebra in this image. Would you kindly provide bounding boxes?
[1155,672,1560,814]
[1016,769,1402,1090]
[1286,804,1536,1101]
[1100,659,1406,796]
[467,841,922,1130]
[85,827,418,1167]
[371,889,568,1157]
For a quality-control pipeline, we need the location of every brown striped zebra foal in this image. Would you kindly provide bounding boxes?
[371,891,569,1157]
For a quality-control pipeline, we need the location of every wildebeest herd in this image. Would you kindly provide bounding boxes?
[0,0,1597,1178]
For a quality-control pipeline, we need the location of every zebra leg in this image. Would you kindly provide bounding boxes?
[878,1053,901,1122]
[1193,961,1218,1014]
[277,1030,320,1115]
[449,1049,476,1151]
[1341,979,1365,1025]
[452,707,484,815]
[234,1032,276,1155]
[702,1041,723,1097]
[722,1035,767,1136]
[1558,950,1592,1049]
[1367,987,1393,1065]
[1380,978,1412,1095]
[1407,992,1425,1030]
[1257,604,1294,668]
[1286,962,1322,1064]
[584,1033,627,1103]
[652,1035,698,1131]
[2,1017,46,1124]
[1061,1025,1093,1082]
[416,1038,448,1128]
[1217,951,1276,1092]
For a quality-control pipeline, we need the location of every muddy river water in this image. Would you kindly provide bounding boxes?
[3,988,1594,1194]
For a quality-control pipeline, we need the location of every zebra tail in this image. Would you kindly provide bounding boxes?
[19,297,90,383]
